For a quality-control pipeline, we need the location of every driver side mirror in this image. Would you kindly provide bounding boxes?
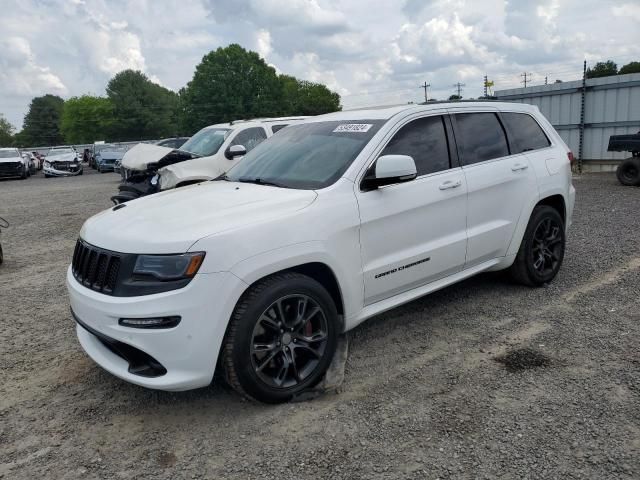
[225,144,247,160]
[361,154,417,191]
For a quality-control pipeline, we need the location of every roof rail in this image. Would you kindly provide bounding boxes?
[419,98,499,105]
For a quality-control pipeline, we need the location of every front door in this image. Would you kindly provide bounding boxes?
[356,114,468,305]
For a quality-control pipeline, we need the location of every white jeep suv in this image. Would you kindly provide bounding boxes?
[68,102,575,403]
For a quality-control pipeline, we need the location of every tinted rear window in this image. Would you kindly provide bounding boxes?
[501,112,551,153]
[454,113,509,165]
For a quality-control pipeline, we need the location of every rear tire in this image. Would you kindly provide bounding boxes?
[510,205,566,287]
[616,158,640,186]
[222,272,338,403]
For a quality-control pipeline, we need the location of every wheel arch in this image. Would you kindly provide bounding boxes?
[536,194,566,224]
[236,261,345,318]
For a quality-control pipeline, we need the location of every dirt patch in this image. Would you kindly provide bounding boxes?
[494,347,552,372]
[157,451,177,468]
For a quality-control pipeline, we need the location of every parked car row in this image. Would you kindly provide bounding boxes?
[68,102,576,403]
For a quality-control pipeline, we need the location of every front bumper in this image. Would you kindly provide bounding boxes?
[67,266,247,391]
[44,165,82,177]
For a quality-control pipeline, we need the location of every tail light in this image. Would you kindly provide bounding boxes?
[567,151,575,165]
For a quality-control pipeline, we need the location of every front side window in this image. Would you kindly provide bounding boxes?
[380,116,450,176]
[231,127,268,152]
[454,113,509,165]
[225,120,385,189]
[271,124,288,133]
[180,127,230,157]
[501,112,551,153]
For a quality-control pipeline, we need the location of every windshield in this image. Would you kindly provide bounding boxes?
[225,120,385,189]
[48,148,75,156]
[96,144,117,153]
[180,127,230,157]
[0,150,19,159]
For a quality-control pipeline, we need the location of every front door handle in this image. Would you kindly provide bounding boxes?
[439,180,462,190]
[511,163,529,171]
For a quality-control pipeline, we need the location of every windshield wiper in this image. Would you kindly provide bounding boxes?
[237,177,288,188]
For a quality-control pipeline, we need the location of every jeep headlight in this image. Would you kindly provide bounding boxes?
[133,252,205,281]
[44,161,51,168]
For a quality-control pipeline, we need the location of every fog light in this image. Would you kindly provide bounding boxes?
[118,316,181,329]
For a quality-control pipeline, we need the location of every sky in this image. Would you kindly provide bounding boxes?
[1,0,639,130]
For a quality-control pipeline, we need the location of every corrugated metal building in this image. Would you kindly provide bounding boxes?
[495,73,640,166]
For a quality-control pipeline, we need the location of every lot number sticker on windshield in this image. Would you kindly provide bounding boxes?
[333,124,373,133]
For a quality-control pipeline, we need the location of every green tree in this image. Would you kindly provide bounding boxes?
[0,114,15,147]
[106,70,179,141]
[619,61,640,75]
[586,60,618,79]
[279,75,341,116]
[180,44,285,132]
[20,94,64,146]
[449,94,462,101]
[61,96,114,144]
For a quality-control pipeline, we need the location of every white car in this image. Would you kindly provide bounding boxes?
[0,148,29,179]
[68,102,575,403]
[44,147,83,177]
[113,117,308,203]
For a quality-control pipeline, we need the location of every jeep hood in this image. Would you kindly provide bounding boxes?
[121,143,194,171]
[80,181,317,253]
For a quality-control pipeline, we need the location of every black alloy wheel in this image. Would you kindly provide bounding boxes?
[510,205,565,287]
[223,272,338,403]
[250,294,329,389]
[531,217,563,277]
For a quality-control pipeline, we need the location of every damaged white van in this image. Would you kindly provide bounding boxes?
[112,117,307,204]
[68,102,575,403]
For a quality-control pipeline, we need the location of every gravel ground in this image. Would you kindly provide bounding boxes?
[0,170,638,479]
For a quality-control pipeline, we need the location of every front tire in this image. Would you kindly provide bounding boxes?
[510,205,566,287]
[222,272,339,403]
[616,158,640,186]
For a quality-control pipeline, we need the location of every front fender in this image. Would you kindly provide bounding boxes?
[229,241,363,324]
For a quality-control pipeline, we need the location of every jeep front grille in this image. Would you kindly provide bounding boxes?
[72,240,121,294]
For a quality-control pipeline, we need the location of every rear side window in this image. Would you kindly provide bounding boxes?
[271,124,288,133]
[454,113,509,165]
[381,116,450,176]
[501,112,551,153]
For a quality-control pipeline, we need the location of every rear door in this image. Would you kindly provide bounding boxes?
[449,110,538,267]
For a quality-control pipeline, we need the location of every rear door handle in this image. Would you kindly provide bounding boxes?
[511,163,529,171]
[439,180,462,190]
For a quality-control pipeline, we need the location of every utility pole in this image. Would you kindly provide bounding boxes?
[483,75,488,98]
[545,76,548,85]
[453,82,465,98]
[521,72,532,88]
[420,81,431,102]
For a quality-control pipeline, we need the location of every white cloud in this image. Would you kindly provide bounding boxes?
[0,37,67,97]
[612,3,640,21]
[0,0,638,129]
